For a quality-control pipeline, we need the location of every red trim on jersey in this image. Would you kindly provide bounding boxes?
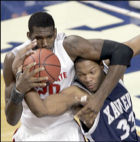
[12,128,18,142]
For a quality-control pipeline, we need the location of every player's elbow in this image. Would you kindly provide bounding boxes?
[111,44,133,67]
[117,44,133,65]
[120,44,134,57]
[7,120,17,126]
[5,110,18,126]
[101,40,133,67]
[6,116,19,126]
[124,41,140,57]
[5,111,20,126]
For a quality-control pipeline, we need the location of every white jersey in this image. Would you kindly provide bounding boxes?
[12,33,84,141]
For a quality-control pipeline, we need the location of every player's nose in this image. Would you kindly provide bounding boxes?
[42,38,48,47]
[85,74,92,82]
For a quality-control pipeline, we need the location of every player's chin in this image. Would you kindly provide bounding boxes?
[44,46,53,51]
[87,85,97,92]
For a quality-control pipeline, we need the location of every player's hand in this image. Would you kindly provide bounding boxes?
[12,39,37,77]
[75,110,95,129]
[76,94,104,128]
[15,62,48,94]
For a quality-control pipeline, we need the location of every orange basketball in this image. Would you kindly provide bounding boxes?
[23,48,61,84]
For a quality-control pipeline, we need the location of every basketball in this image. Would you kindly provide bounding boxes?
[23,48,61,84]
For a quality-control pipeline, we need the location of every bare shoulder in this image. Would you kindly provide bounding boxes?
[63,35,104,61]
[3,51,15,86]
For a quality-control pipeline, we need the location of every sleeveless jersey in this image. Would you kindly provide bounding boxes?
[76,79,138,141]
[12,33,75,131]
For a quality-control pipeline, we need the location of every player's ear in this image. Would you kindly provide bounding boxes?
[27,32,30,39]
[27,32,32,40]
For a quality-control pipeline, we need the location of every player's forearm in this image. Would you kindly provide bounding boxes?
[25,91,79,117]
[5,84,23,126]
[42,88,88,116]
[5,100,23,126]
[97,40,133,98]
[39,94,78,117]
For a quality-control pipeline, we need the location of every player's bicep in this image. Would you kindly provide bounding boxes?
[64,36,103,61]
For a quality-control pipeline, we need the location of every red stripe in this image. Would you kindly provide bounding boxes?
[12,128,18,142]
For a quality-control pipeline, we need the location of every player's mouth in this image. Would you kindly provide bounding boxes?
[87,83,96,90]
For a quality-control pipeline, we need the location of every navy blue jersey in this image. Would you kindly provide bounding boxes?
[78,80,139,142]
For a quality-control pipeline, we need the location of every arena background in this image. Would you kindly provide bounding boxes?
[1,1,140,141]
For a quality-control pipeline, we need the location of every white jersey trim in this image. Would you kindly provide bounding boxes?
[72,81,100,139]
[54,33,74,67]
[81,112,100,140]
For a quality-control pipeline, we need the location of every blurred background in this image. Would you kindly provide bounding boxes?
[1,1,140,141]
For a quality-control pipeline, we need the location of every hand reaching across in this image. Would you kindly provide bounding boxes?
[12,39,37,77]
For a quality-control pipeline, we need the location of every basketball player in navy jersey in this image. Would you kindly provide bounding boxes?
[3,11,140,140]
[73,58,139,142]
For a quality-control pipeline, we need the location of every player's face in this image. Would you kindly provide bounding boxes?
[27,26,57,51]
[76,60,105,92]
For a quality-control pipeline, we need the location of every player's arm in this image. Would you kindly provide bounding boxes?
[95,34,140,80]
[64,35,133,98]
[99,34,140,67]
[24,86,88,117]
[3,52,23,126]
[3,40,47,125]
[64,35,133,124]
[3,52,44,125]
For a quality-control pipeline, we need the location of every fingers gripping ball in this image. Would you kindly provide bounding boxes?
[23,48,61,84]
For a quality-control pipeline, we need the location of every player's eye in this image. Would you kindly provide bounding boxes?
[77,73,84,78]
[35,36,42,40]
[90,69,96,74]
[47,35,53,39]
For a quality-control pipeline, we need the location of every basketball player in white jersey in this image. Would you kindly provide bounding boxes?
[3,11,140,141]
[13,57,139,141]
